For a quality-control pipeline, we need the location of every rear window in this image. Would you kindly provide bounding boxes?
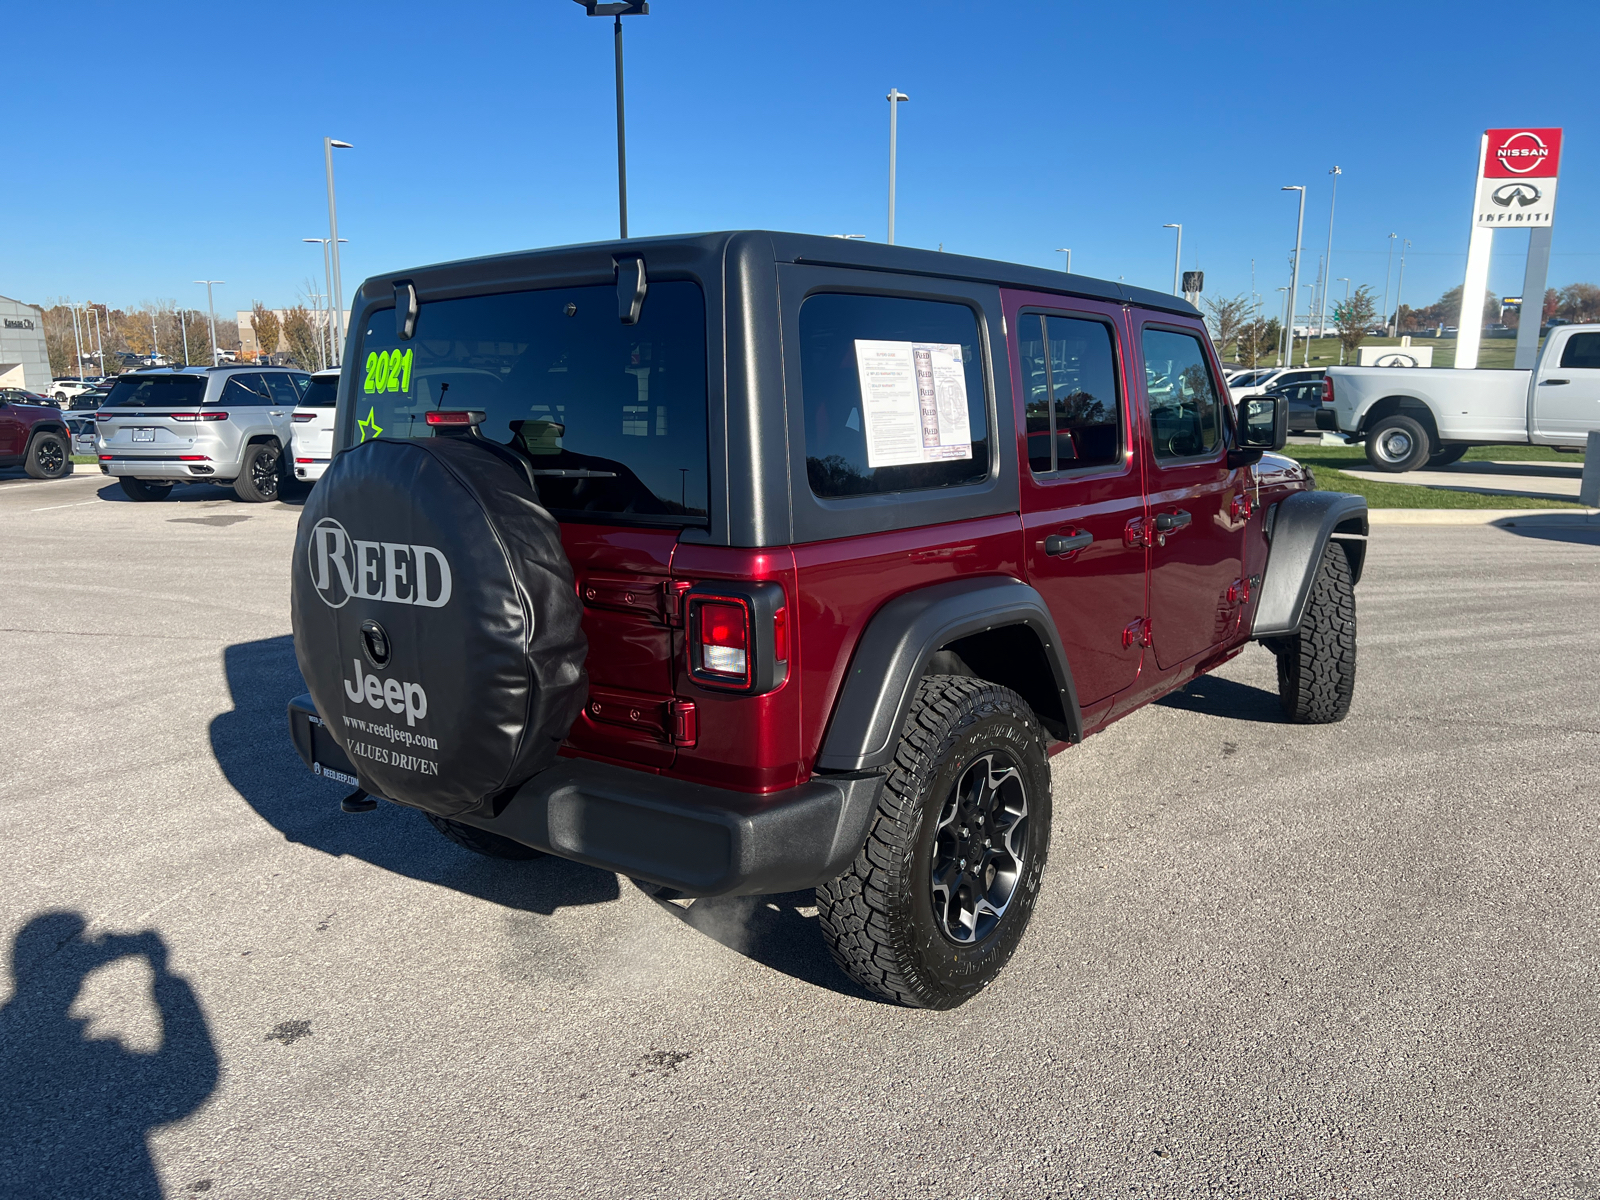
[104,374,207,408]
[299,377,339,408]
[798,293,989,499]
[351,281,708,525]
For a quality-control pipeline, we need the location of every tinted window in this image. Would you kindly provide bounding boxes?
[104,374,206,408]
[1025,314,1120,475]
[263,374,301,406]
[220,374,271,406]
[799,293,988,498]
[352,281,708,525]
[299,377,338,408]
[1143,329,1221,460]
[1560,332,1600,369]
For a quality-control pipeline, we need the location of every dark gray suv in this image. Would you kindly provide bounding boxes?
[95,366,310,501]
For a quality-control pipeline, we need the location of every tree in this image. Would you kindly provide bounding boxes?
[1201,293,1251,360]
[251,301,281,364]
[1236,316,1280,367]
[1331,285,1377,359]
[1544,288,1561,323]
[1557,283,1600,324]
[281,305,322,370]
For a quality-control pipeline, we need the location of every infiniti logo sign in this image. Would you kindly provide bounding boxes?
[308,518,453,609]
[1491,182,1541,208]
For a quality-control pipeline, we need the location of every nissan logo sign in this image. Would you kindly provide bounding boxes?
[1491,182,1541,208]
[1495,131,1549,174]
[308,518,453,609]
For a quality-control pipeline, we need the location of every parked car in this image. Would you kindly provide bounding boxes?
[66,414,98,457]
[1229,366,1324,399]
[51,379,96,403]
[285,232,1368,1009]
[0,390,72,478]
[1265,378,1332,434]
[69,385,113,410]
[290,368,339,482]
[94,365,310,501]
[0,388,57,407]
[1324,323,1600,470]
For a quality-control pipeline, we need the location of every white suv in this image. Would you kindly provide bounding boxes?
[290,368,339,482]
[51,379,96,403]
[95,366,310,502]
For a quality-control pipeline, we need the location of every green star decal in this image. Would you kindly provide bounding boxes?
[357,407,384,442]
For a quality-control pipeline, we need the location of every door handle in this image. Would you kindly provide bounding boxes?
[1540,379,1570,386]
[1154,510,1191,533]
[270,409,285,415]
[1043,531,1093,557]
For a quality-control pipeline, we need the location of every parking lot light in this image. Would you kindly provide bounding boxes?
[1163,225,1182,295]
[573,1,649,239]
[887,89,909,245]
[1282,185,1306,364]
[1057,248,1072,273]
[324,139,353,365]
[193,281,224,366]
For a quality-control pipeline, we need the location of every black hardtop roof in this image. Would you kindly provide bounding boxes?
[359,230,1202,320]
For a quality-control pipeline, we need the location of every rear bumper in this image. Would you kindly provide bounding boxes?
[294,459,328,481]
[98,455,238,480]
[287,693,882,898]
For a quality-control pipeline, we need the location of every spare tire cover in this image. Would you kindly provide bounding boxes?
[291,436,588,817]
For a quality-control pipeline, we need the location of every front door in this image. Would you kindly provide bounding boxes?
[1136,321,1249,671]
[1010,295,1147,714]
[1533,330,1600,442]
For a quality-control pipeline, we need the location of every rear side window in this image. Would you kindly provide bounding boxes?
[219,374,271,406]
[1016,313,1120,476]
[799,293,988,498]
[104,374,206,408]
[1142,329,1221,460]
[299,377,338,408]
[352,281,709,525]
[1560,332,1600,369]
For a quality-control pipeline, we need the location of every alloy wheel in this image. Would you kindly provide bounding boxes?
[253,448,279,494]
[36,439,65,475]
[929,751,1029,945]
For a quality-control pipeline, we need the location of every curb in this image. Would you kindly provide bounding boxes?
[1369,508,1599,526]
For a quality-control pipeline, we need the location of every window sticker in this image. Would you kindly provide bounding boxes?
[852,340,973,468]
[363,348,414,396]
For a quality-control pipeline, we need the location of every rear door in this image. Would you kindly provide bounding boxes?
[1533,330,1600,441]
[1135,319,1250,672]
[1007,292,1147,717]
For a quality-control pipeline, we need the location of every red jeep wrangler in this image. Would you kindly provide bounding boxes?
[288,233,1365,1009]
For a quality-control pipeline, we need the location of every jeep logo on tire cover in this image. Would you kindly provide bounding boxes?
[308,517,453,609]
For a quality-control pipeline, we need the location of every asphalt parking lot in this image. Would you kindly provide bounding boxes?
[3,469,1599,1199]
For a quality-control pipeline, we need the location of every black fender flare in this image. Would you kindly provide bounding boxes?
[1252,490,1368,638]
[814,576,1082,773]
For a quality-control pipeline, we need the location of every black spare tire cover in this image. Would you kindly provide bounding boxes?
[291,436,588,817]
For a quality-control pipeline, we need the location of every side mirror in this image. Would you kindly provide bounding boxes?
[1237,394,1287,451]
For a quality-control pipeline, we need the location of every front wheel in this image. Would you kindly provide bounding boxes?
[1364,414,1432,472]
[816,676,1052,1009]
[24,432,70,479]
[1265,541,1357,724]
[234,442,281,502]
[118,477,173,501]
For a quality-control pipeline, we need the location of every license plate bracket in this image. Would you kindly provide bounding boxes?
[132,427,155,442]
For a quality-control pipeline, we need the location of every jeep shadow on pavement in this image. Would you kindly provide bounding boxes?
[285,232,1368,1009]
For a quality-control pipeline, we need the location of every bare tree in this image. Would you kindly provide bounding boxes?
[1331,285,1377,361]
[1201,293,1251,361]
[251,301,281,365]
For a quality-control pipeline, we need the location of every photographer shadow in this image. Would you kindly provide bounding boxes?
[209,635,619,915]
[0,913,218,1200]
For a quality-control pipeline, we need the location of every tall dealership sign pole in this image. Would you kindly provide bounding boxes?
[1457,128,1563,370]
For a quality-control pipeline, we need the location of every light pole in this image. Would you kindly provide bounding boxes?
[1336,277,1351,363]
[1393,239,1410,338]
[573,1,649,238]
[1282,185,1306,366]
[149,309,159,363]
[1319,166,1340,336]
[324,138,353,364]
[1301,283,1315,366]
[1163,224,1182,295]
[1382,232,1398,336]
[304,236,345,370]
[180,308,191,366]
[194,281,224,365]
[1275,287,1289,366]
[1056,248,1072,273]
[887,88,909,244]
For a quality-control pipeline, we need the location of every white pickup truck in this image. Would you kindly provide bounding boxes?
[1323,323,1600,471]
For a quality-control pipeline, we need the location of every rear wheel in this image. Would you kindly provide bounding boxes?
[234,442,281,502]
[1426,444,1469,468]
[424,813,545,860]
[816,675,1052,1009]
[24,432,70,479]
[1364,414,1432,472]
[1266,541,1357,724]
[119,477,173,501]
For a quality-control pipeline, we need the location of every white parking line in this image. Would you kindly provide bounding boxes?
[31,499,100,512]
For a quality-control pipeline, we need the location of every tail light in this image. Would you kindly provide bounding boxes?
[170,411,229,422]
[424,409,486,428]
[292,412,317,423]
[1322,377,1335,405]
[178,455,211,461]
[683,582,788,694]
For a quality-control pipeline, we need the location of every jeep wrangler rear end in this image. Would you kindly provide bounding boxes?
[288,232,1365,1008]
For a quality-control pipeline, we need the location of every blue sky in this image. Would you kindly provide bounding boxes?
[8,0,1599,323]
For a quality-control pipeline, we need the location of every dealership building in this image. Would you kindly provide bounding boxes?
[0,295,49,393]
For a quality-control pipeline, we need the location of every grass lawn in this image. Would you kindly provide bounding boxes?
[1228,334,1528,371]
[1280,441,1585,509]
[70,455,98,465]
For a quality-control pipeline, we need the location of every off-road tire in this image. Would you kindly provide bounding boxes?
[815,676,1052,1009]
[234,442,281,503]
[1364,414,1431,472]
[424,813,545,861]
[1426,444,1469,468]
[24,432,70,479]
[118,477,173,501]
[1268,541,1356,723]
